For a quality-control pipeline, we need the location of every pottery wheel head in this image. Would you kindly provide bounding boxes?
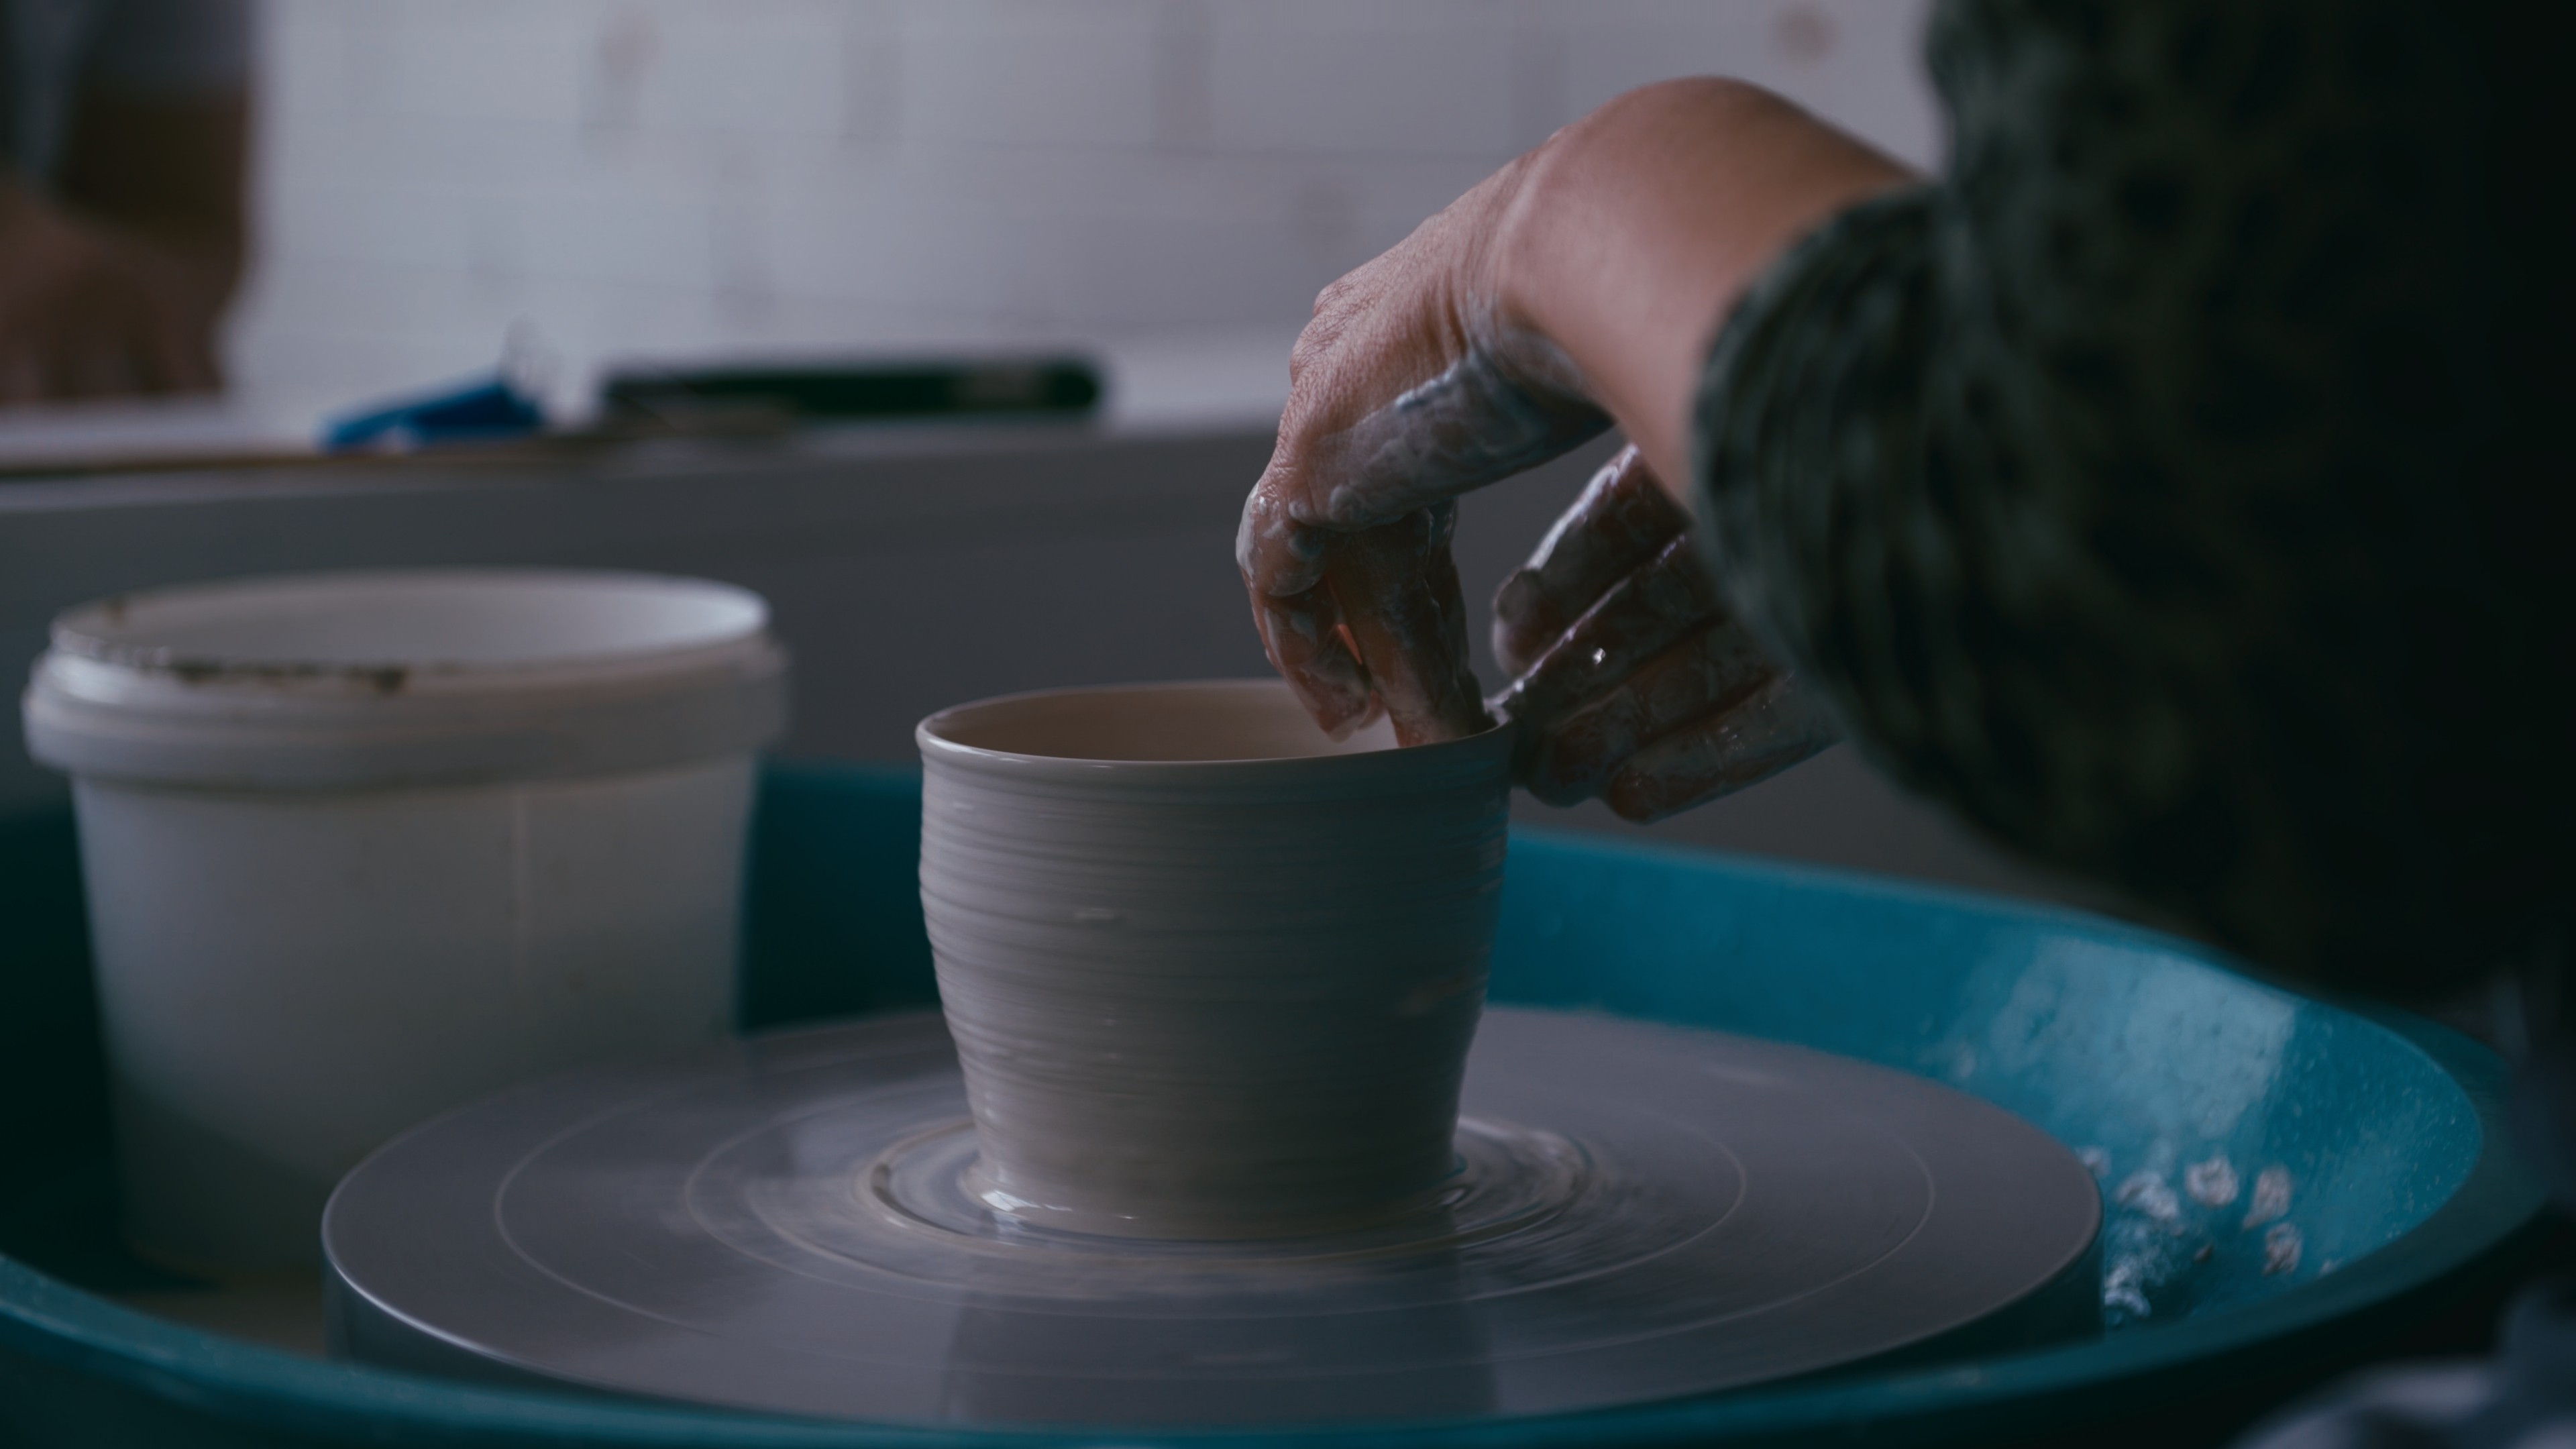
[324,1008,2102,1428]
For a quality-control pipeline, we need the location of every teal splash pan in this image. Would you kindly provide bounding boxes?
[0,761,2546,1447]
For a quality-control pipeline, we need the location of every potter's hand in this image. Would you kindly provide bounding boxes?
[1238,156,1611,746]
[1491,445,1837,821]
[1238,80,1912,751]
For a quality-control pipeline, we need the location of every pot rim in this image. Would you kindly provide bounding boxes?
[916,678,1514,776]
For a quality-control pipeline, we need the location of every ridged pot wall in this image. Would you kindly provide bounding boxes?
[917,681,1514,1240]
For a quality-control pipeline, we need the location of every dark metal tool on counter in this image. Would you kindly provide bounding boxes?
[600,356,1103,428]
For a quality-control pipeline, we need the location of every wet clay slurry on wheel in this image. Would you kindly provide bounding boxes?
[323,1009,2103,1426]
[916,680,1517,1240]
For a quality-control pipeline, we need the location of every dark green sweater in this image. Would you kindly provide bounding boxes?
[1694,0,2572,991]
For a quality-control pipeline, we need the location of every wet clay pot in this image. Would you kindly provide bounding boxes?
[916,680,1515,1240]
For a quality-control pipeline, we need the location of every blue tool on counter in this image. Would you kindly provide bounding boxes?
[320,373,547,453]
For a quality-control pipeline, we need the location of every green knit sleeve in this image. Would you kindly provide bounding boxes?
[1686,0,2551,987]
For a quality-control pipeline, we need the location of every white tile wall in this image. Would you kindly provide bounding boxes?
[1207,9,1522,156]
[227,0,1941,411]
[903,3,1166,150]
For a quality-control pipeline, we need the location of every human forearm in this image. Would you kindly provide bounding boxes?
[1493,79,1914,492]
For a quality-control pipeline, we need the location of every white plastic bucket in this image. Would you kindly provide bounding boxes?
[22,569,788,1271]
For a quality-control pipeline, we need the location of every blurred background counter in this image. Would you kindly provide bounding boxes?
[0,367,2059,909]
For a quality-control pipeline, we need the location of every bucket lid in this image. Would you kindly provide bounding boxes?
[23,570,788,790]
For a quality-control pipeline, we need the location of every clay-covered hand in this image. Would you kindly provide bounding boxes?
[1237,158,1611,747]
[1489,445,1838,821]
[1240,81,1913,751]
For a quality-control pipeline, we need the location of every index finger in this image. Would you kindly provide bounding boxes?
[1491,445,1693,677]
[1489,530,1723,729]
